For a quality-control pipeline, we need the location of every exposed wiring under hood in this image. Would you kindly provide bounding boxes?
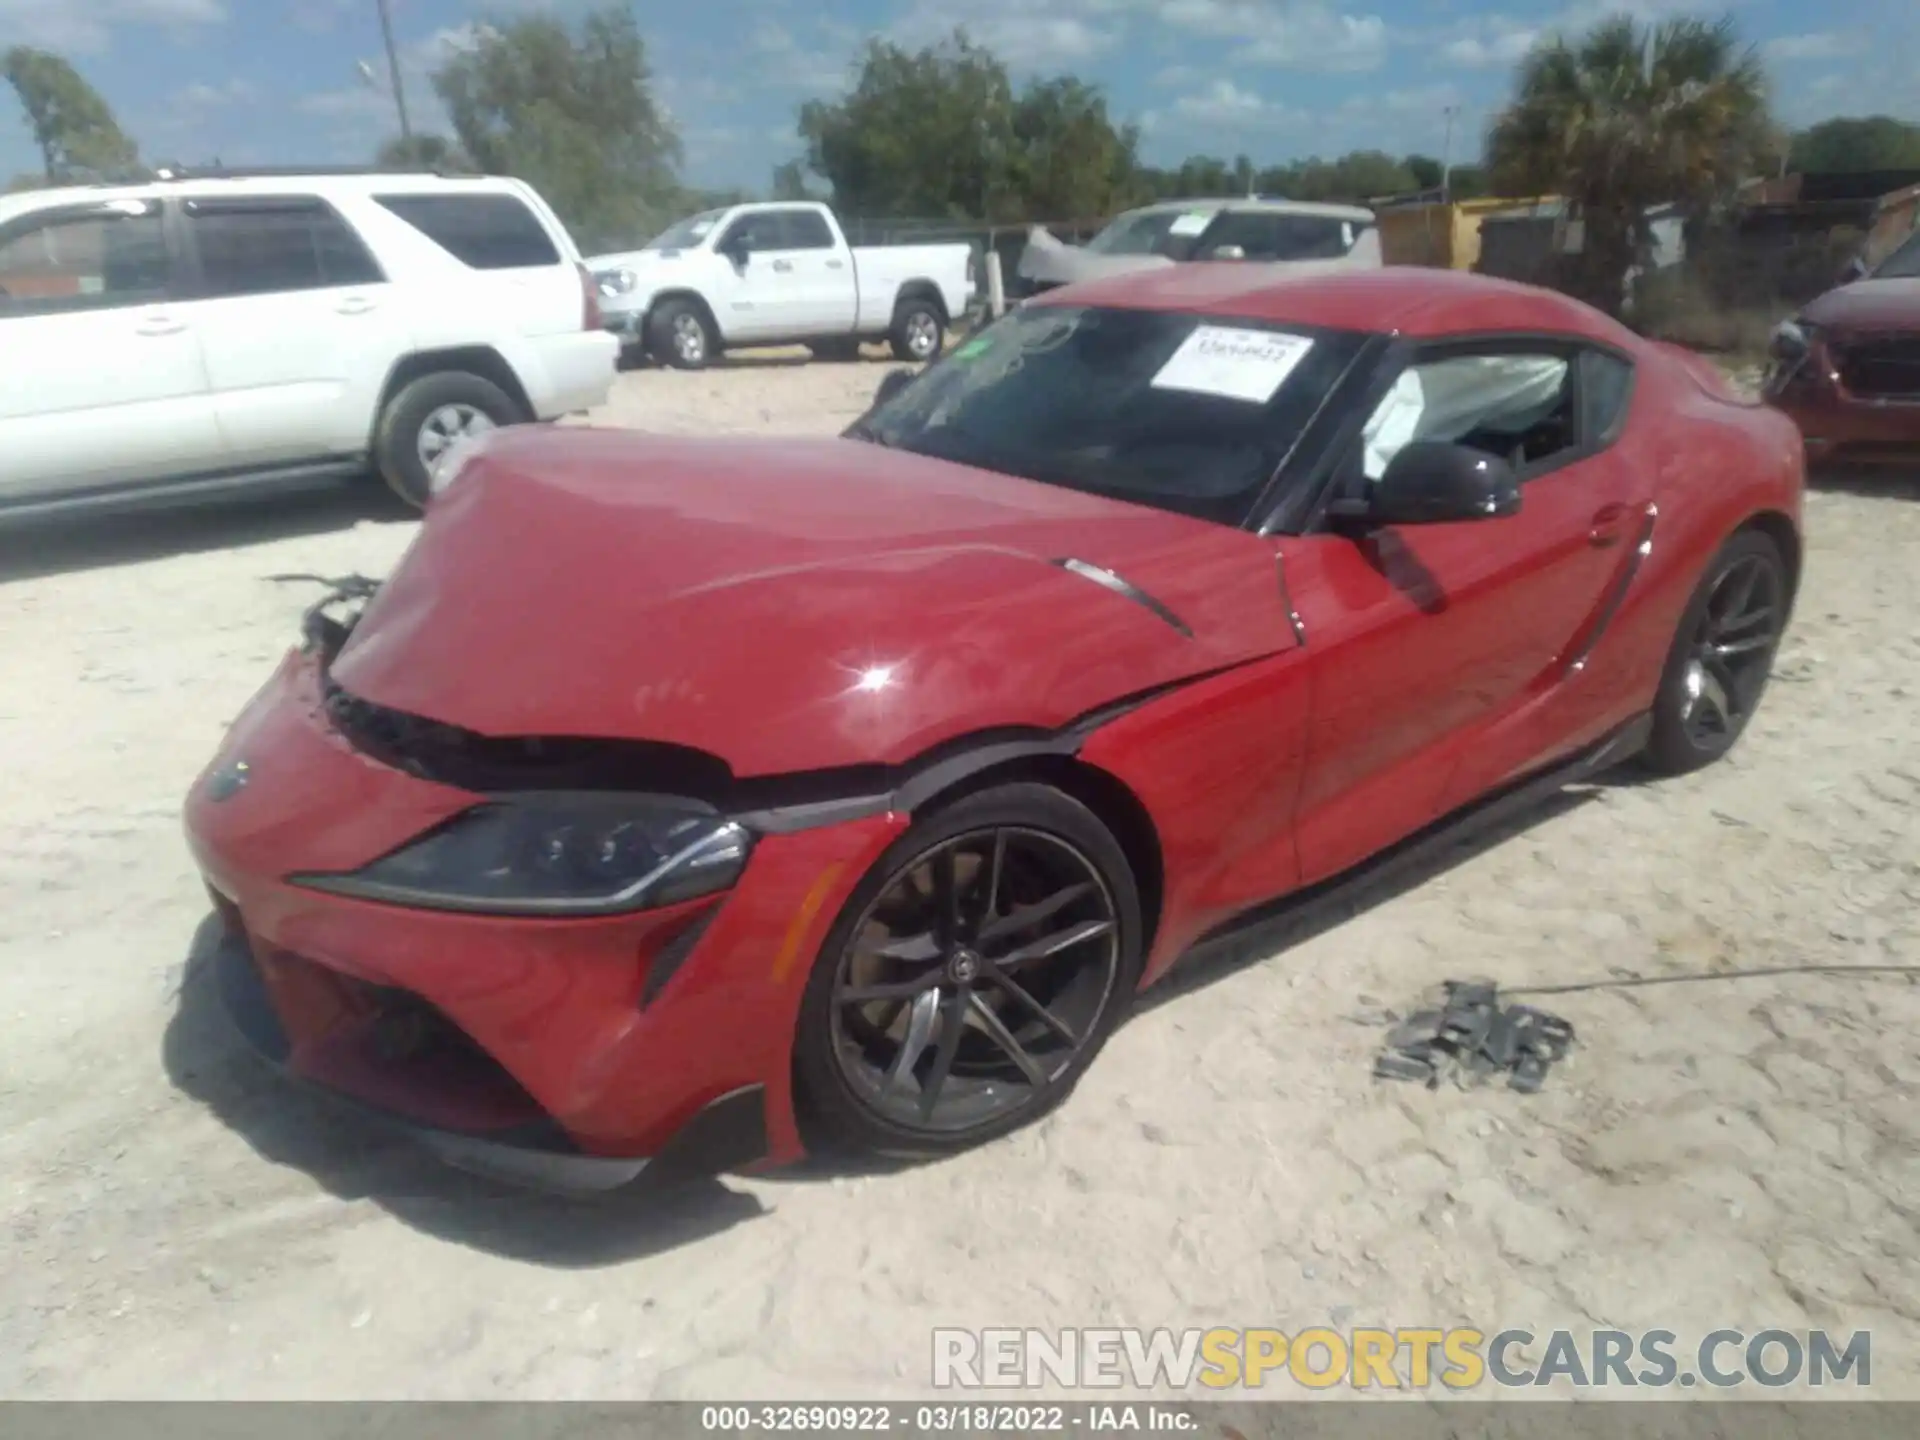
[266,571,382,657]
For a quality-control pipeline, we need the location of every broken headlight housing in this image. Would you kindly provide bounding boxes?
[291,795,752,916]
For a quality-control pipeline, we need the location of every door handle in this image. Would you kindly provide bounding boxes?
[335,296,376,315]
[1588,503,1630,547]
[135,316,185,337]
[771,259,793,273]
[825,259,845,269]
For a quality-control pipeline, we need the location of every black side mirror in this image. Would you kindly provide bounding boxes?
[720,235,751,266]
[1841,256,1869,284]
[1333,441,1521,528]
[872,368,914,409]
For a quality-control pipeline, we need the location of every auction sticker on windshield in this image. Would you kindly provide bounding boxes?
[1167,212,1212,236]
[1151,326,1315,405]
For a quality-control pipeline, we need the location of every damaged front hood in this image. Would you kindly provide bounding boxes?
[329,427,1291,778]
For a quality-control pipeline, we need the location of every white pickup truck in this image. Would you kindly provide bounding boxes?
[588,201,975,369]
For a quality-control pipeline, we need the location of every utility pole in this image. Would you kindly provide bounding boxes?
[1440,104,1458,202]
[376,0,413,143]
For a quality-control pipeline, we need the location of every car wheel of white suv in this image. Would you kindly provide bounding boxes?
[374,372,524,509]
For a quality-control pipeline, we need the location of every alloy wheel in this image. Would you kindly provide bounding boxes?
[673,313,708,365]
[904,310,940,359]
[1680,550,1784,748]
[415,403,495,471]
[828,826,1122,1135]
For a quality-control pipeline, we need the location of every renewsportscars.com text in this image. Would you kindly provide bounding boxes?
[931,1327,1872,1391]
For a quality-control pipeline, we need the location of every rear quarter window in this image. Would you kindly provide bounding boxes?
[373,193,562,269]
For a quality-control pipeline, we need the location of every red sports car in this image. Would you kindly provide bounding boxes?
[185,268,1804,1193]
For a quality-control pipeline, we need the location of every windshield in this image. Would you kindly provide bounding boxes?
[851,305,1369,526]
[1875,229,1920,280]
[1084,208,1217,261]
[643,209,725,251]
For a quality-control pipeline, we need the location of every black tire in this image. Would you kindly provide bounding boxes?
[889,297,945,363]
[647,298,718,370]
[808,337,864,363]
[1642,528,1789,776]
[793,782,1144,1160]
[373,371,522,509]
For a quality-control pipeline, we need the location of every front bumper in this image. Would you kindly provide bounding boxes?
[1765,345,1920,464]
[185,649,905,1191]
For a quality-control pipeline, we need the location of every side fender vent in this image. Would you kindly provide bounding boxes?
[1052,557,1193,638]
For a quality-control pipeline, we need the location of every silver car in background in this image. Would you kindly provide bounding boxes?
[1015,197,1380,296]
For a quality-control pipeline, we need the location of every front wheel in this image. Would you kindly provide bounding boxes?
[793,783,1143,1160]
[889,299,945,363]
[648,299,718,370]
[1642,528,1789,775]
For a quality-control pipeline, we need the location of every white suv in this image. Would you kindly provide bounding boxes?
[0,167,617,515]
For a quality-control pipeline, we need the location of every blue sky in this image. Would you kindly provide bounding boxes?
[1,0,1912,193]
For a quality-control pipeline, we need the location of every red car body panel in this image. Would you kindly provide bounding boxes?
[1765,278,1920,465]
[330,429,1294,773]
[184,270,1805,1187]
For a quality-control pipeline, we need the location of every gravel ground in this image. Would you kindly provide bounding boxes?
[3,354,1919,1400]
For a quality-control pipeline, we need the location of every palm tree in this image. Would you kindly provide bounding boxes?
[1487,15,1774,317]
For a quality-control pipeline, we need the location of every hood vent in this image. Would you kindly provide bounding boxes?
[1052,557,1192,638]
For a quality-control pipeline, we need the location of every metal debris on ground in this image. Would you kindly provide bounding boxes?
[1373,980,1575,1093]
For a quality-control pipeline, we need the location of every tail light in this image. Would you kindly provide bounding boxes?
[577,262,603,331]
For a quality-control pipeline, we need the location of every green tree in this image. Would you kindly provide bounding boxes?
[1405,154,1444,190]
[1488,15,1772,316]
[375,132,473,171]
[770,159,816,201]
[798,30,1137,222]
[431,3,680,251]
[799,31,1018,219]
[1789,115,1920,173]
[2,47,139,183]
[1008,75,1139,219]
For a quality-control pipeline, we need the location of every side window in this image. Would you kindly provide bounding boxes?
[1578,349,1635,444]
[1199,211,1283,261]
[781,210,835,250]
[717,212,783,252]
[0,203,173,317]
[1272,216,1352,261]
[373,193,561,269]
[187,200,384,298]
[1359,349,1576,482]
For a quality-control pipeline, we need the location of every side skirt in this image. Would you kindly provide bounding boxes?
[1176,711,1652,965]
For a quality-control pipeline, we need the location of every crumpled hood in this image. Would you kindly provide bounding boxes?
[1801,277,1920,333]
[329,427,1291,778]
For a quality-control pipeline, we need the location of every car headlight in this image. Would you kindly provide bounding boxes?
[597,268,637,296]
[290,796,753,916]
[1770,318,1816,358]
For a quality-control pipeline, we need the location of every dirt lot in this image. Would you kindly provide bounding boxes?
[4,355,1920,1400]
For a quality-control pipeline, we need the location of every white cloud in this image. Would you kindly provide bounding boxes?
[174,79,258,108]
[1153,76,1310,133]
[889,1,1123,68]
[0,0,224,52]
[1154,0,1388,72]
[1763,33,1864,63]
[748,18,859,94]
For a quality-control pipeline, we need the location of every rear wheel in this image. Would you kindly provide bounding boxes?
[1642,529,1789,775]
[373,371,521,509]
[794,783,1143,1159]
[889,298,944,363]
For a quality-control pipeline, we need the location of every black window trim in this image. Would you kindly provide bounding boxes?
[1268,328,1640,537]
[0,196,183,318]
[177,193,386,299]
